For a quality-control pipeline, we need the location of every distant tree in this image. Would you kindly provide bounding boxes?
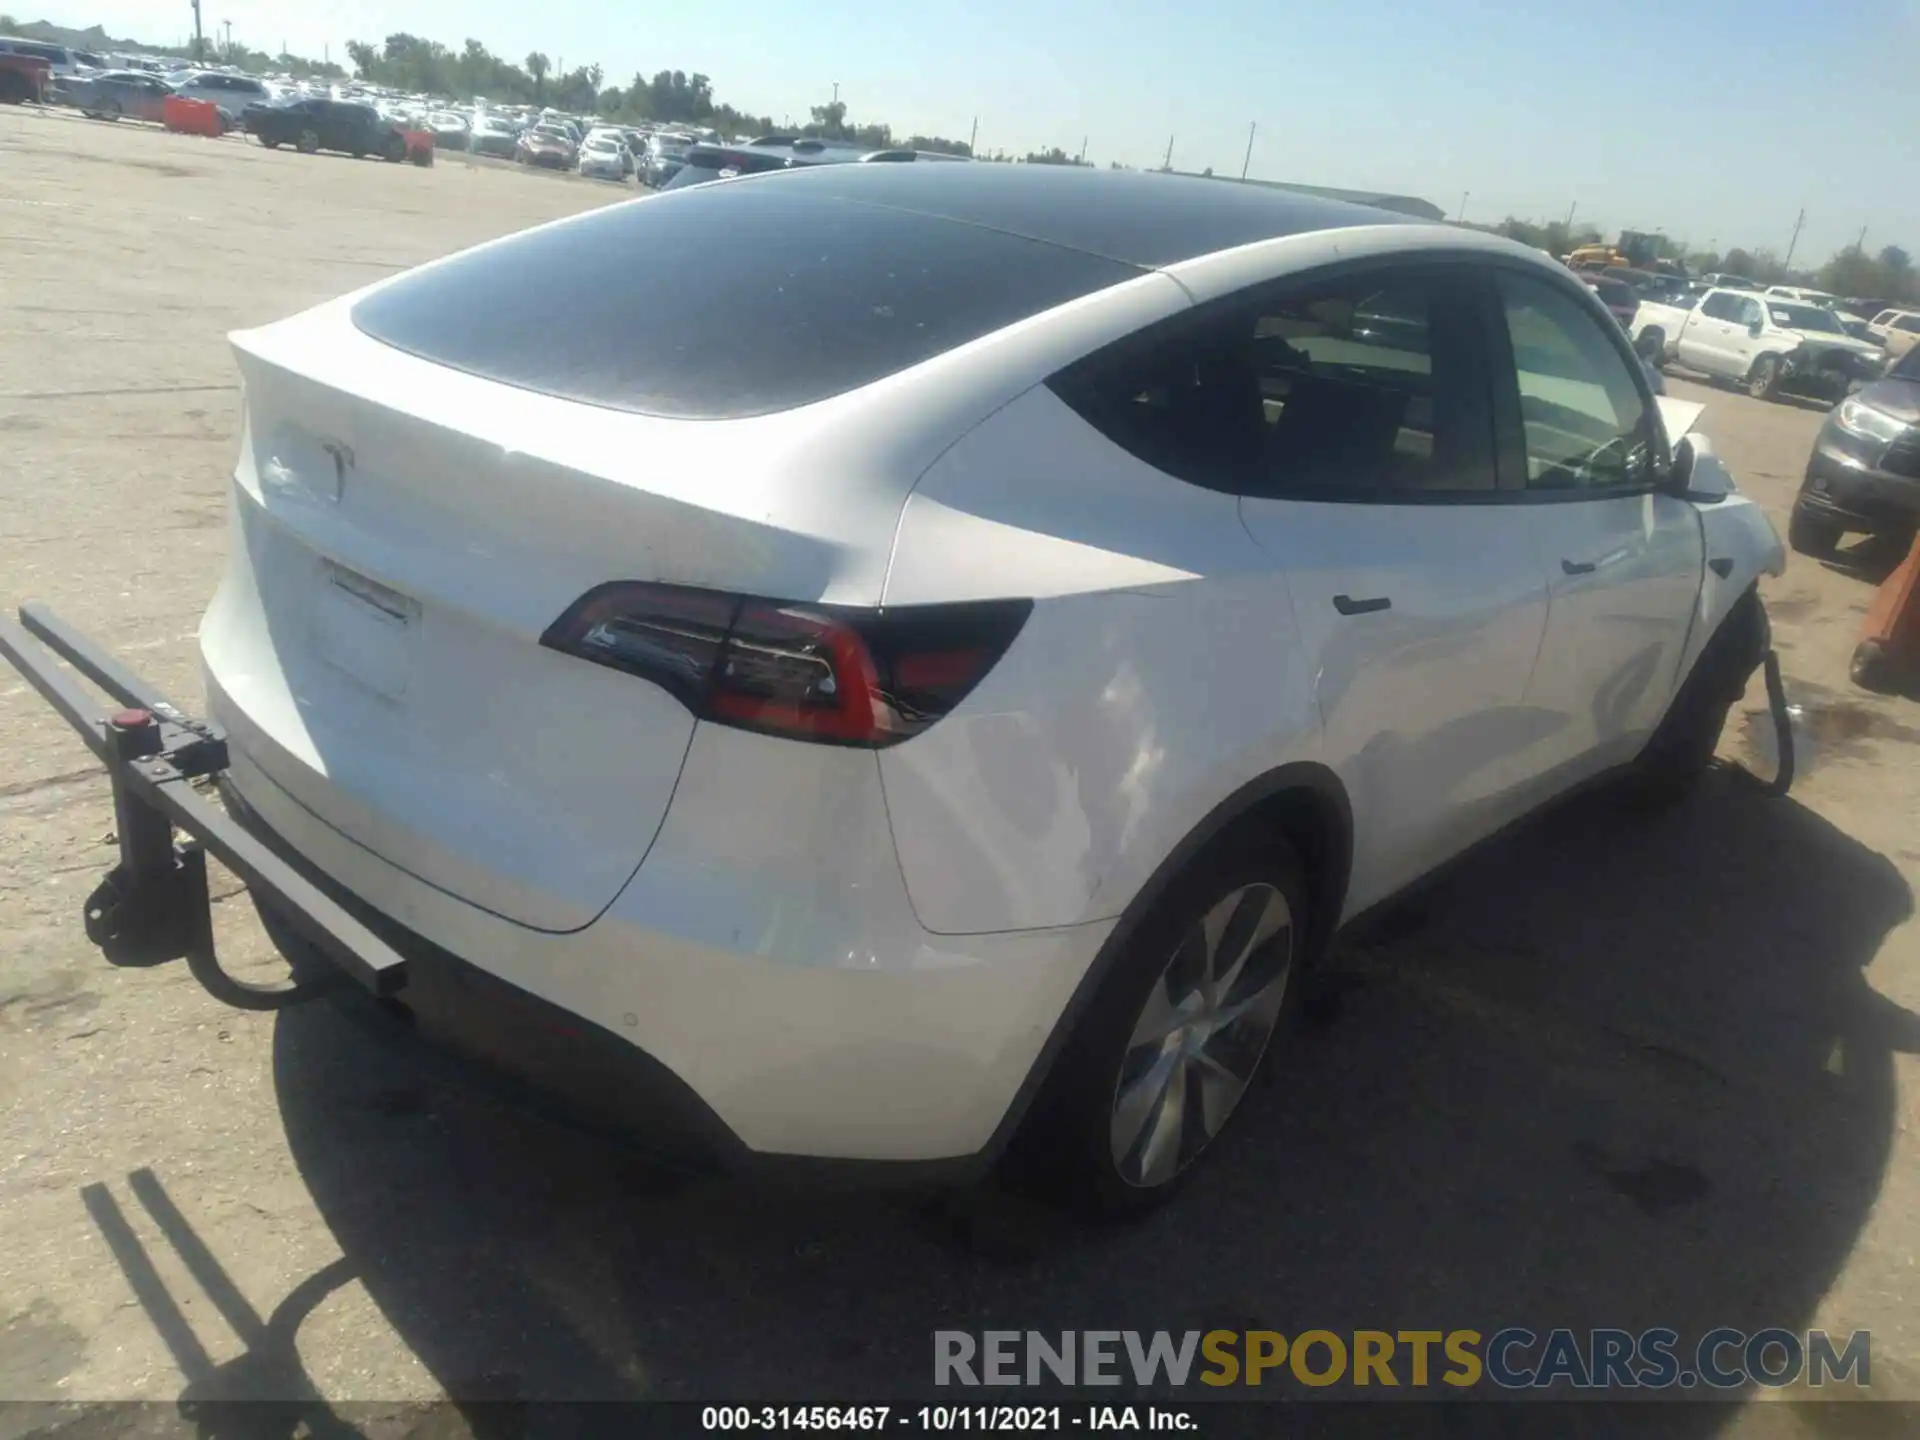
[525,51,549,102]
[1023,146,1087,166]
[1720,247,1757,278]
[345,39,377,76]
[808,99,848,139]
[907,134,972,157]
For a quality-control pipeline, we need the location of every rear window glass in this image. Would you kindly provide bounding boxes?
[352,180,1139,419]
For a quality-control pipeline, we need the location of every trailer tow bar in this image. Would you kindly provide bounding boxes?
[0,603,409,1010]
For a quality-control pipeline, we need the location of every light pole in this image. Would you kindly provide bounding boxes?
[190,0,204,61]
[1240,120,1256,180]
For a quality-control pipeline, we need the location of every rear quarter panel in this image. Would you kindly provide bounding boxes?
[878,385,1321,935]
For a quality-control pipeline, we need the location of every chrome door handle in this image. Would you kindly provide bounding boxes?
[1332,594,1392,616]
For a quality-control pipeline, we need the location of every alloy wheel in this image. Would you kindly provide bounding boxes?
[1108,882,1293,1188]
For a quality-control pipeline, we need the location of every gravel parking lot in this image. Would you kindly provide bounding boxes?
[4,110,1919,1432]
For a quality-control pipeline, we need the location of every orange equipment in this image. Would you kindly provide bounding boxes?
[1851,529,1920,694]
[161,96,223,137]
[404,130,435,166]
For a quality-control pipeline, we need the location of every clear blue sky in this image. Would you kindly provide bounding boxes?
[36,0,1920,263]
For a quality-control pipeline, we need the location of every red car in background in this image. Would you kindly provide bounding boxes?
[0,51,49,104]
[516,124,577,170]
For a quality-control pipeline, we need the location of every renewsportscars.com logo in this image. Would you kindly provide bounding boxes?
[933,1328,1872,1391]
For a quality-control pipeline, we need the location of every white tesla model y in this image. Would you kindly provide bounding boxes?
[203,164,1783,1210]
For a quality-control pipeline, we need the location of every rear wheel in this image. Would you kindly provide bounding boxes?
[1015,842,1307,1216]
[1787,502,1843,559]
[383,134,406,163]
[295,127,320,154]
[1747,355,1781,400]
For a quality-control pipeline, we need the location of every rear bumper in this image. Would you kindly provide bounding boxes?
[207,673,1111,1166]
[1800,440,1920,532]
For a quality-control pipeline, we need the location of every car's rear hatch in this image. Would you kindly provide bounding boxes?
[210,316,915,933]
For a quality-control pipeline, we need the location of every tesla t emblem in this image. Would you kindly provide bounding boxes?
[320,440,354,503]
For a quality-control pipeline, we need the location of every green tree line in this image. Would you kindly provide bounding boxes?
[1485,213,1918,304]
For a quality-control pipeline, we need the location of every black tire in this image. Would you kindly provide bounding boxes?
[261,137,281,149]
[1626,588,1764,806]
[296,128,320,154]
[1634,327,1665,363]
[1746,355,1781,400]
[1012,840,1309,1217]
[384,135,406,163]
[0,73,30,105]
[1787,502,1843,559]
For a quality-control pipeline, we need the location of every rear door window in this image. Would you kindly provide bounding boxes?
[1049,264,1500,498]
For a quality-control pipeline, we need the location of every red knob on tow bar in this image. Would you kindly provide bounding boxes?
[106,708,163,759]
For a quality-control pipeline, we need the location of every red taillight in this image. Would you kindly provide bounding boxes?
[541,582,1031,747]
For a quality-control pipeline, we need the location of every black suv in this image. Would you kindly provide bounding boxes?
[1791,343,1920,556]
[247,98,407,161]
[657,136,967,191]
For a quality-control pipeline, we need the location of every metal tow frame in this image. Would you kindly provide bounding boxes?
[0,603,409,1008]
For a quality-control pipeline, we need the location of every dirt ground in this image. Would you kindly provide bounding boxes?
[3,109,1918,1433]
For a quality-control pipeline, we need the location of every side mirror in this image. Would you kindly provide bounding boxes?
[1748,319,1766,338]
[1662,435,1731,503]
[1659,436,1697,498]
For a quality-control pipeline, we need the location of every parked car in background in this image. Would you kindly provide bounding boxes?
[1867,309,1920,360]
[247,98,407,161]
[426,110,470,149]
[0,35,88,101]
[168,69,270,124]
[1583,274,1640,331]
[658,136,968,191]
[1699,272,1759,291]
[1790,342,1920,556]
[1766,285,1840,307]
[0,49,50,104]
[516,124,577,169]
[70,69,173,122]
[578,131,631,182]
[643,131,696,186]
[584,127,634,173]
[468,115,519,158]
[1631,287,1885,400]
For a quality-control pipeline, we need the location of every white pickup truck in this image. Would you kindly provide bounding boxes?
[1629,287,1885,401]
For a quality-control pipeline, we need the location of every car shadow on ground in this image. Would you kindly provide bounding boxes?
[83,768,1916,1432]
